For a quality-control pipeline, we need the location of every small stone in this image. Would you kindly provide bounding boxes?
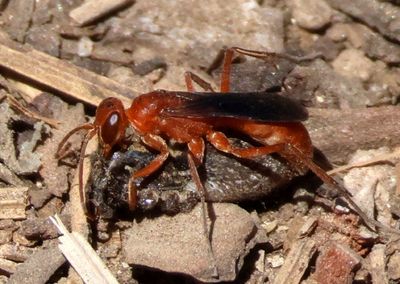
[326,23,348,42]
[254,249,265,272]
[20,217,64,240]
[288,59,372,108]
[325,0,400,42]
[0,230,12,245]
[313,243,362,283]
[77,36,93,57]
[291,0,333,31]
[332,49,375,82]
[343,147,396,224]
[327,23,400,64]
[7,245,65,284]
[262,220,278,233]
[97,231,110,242]
[28,187,52,209]
[267,254,284,268]
[0,258,17,276]
[387,252,400,281]
[2,0,34,42]
[25,25,61,57]
[13,231,37,247]
[0,219,18,231]
[0,243,35,262]
[98,230,121,259]
[368,244,389,283]
[91,44,134,64]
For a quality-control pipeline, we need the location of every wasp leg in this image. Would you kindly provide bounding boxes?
[232,46,323,64]
[207,131,285,158]
[56,123,94,159]
[220,48,235,92]
[280,144,400,236]
[185,47,235,93]
[187,138,219,278]
[127,134,169,210]
[207,130,400,236]
[184,71,215,92]
[77,129,97,215]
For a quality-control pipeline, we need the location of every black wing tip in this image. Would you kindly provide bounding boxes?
[164,91,310,122]
[297,104,309,121]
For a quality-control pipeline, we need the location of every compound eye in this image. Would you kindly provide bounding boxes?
[101,112,120,145]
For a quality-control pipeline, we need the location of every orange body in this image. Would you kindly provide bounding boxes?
[126,91,313,168]
[57,47,315,212]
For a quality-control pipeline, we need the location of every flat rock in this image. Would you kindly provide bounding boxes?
[111,0,284,68]
[122,203,260,282]
[7,244,65,284]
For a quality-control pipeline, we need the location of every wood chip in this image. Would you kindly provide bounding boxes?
[70,0,134,26]
[50,215,119,284]
[272,238,317,284]
[0,31,136,107]
[298,217,318,238]
[0,187,28,220]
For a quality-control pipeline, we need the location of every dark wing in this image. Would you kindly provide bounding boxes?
[164,92,308,122]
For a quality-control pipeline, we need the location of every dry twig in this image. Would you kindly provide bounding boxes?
[0,187,28,220]
[50,215,118,284]
[0,31,135,107]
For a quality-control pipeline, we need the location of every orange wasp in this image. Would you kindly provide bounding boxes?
[57,47,393,235]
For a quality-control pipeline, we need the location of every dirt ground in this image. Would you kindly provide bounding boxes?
[1,0,400,283]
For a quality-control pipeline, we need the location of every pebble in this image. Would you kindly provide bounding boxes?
[343,147,396,224]
[291,0,333,31]
[313,243,361,283]
[332,49,375,82]
[19,217,62,240]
